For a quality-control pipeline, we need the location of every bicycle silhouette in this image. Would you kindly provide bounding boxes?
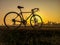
[4,6,43,29]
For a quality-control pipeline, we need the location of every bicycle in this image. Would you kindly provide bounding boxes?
[4,6,43,29]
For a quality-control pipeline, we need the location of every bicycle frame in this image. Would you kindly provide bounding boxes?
[14,7,39,23]
[19,11,33,21]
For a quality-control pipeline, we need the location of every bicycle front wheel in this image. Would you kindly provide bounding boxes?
[30,14,43,29]
[4,12,21,29]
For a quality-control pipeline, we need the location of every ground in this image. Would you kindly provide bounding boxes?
[0,26,60,45]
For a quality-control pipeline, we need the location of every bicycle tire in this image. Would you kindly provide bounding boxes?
[4,12,22,30]
[30,14,43,29]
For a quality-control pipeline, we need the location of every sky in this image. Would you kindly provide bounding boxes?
[0,0,60,25]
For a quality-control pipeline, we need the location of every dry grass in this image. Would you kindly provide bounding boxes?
[0,26,60,45]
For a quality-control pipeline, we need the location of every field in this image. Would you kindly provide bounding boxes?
[0,26,60,45]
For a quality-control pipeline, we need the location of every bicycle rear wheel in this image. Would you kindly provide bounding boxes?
[4,12,21,30]
[30,14,43,29]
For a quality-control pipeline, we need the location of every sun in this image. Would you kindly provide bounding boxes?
[35,11,48,24]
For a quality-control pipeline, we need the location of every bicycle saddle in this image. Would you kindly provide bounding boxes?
[17,6,24,9]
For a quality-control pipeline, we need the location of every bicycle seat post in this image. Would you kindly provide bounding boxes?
[17,6,24,14]
[20,8,22,12]
[17,6,24,20]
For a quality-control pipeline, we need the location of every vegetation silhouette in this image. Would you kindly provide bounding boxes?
[0,29,60,45]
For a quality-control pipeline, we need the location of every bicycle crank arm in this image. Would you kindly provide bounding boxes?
[15,20,21,22]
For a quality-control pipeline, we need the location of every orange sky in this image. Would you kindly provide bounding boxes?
[0,0,60,25]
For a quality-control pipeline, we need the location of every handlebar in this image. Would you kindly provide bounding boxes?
[31,8,39,12]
